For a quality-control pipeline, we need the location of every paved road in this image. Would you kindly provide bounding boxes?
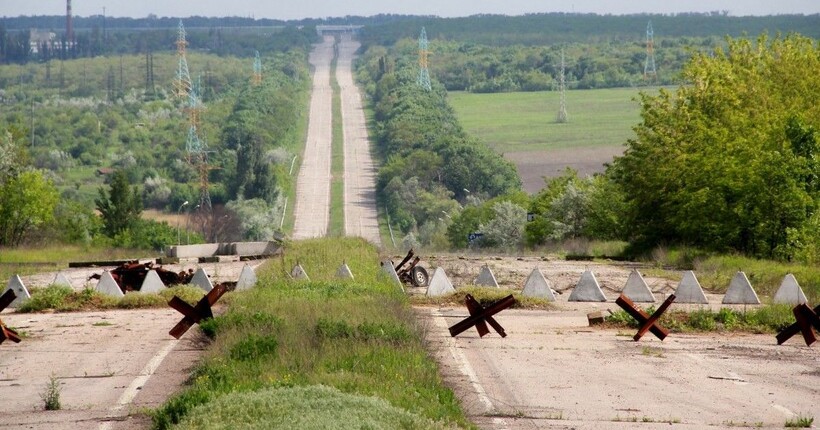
[292,37,334,239]
[337,37,381,245]
[424,306,820,429]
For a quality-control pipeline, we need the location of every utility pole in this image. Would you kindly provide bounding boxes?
[557,50,568,124]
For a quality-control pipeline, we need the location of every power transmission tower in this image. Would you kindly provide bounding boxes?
[644,21,657,81]
[186,76,212,214]
[417,27,432,91]
[173,20,192,99]
[252,50,262,85]
[557,49,568,123]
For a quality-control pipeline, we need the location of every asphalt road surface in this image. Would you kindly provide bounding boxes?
[292,37,334,239]
[337,37,381,245]
[423,305,820,429]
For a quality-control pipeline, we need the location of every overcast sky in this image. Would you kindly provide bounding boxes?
[2,0,818,20]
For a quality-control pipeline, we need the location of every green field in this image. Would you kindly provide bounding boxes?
[448,87,652,153]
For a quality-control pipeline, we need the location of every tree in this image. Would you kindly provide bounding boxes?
[0,170,59,246]
[609,34,820,258]
[95,169,143,237]
[479,201,527,249]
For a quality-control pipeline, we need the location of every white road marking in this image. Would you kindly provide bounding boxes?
[772,403,796,417]
[433,310,495,413]
[98,339,179,430]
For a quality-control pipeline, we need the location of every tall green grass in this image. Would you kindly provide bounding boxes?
[153,238,471,429]
[607,304,796,334]
[648,247,820,305]
[16,285,206,313]
[696,256,820,305]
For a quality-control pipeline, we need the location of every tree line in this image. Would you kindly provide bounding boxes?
[0,22,315,64]
[358,32,819,265]
[356,45,521,246]
[0,28,313,248]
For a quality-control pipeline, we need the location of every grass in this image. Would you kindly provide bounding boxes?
[16,284,206,313]
[448,88,654,153]
[0,244,155,281]
[785,415,814,428]
[646,247,820,305]
[605,303,796,334]
[152,238,471,429]
[174,385,449,430]
[411,286,557,309]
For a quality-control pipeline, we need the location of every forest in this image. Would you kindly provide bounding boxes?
[358,13,820,91]
[1,12,818,265]
[0,22,314,250]
[358,27,819,264]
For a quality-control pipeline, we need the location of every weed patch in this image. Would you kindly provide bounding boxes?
[411,286,556,309]
[40,375,61,411]
[16,285,206,313]
[604,304,794,333]
[785,414,814,428]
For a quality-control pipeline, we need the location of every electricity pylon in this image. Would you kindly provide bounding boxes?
[417,27,432,91]
[644,21,657,81]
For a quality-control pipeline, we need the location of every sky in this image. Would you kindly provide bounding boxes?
[2,0,819,20]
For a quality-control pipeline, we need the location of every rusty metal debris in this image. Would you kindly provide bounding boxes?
[392,249,429,287]
[615,293,676,341]
[449,294,516,338]
[0,290,21,345]
[776,304,820,347]
[168,283,228,339]
[88,260,194,293]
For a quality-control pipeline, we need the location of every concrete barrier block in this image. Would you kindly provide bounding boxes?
[521,268,556,301]
[622,269,656,303]
[4,275,31,308]
[673,271,708,304]
[722,271,760,304]
[568,270,607,302]
[474,265,499,288]
[773,274,807,305]
[96,271,124,298]
[426,267,455,297]
[167,244,220,259]
[233,241,282,256]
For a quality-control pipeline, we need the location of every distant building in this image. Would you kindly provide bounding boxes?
[29,29,57,54]
[316,25,363,36]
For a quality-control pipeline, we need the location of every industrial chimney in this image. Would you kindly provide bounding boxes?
[66,0,74,41]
